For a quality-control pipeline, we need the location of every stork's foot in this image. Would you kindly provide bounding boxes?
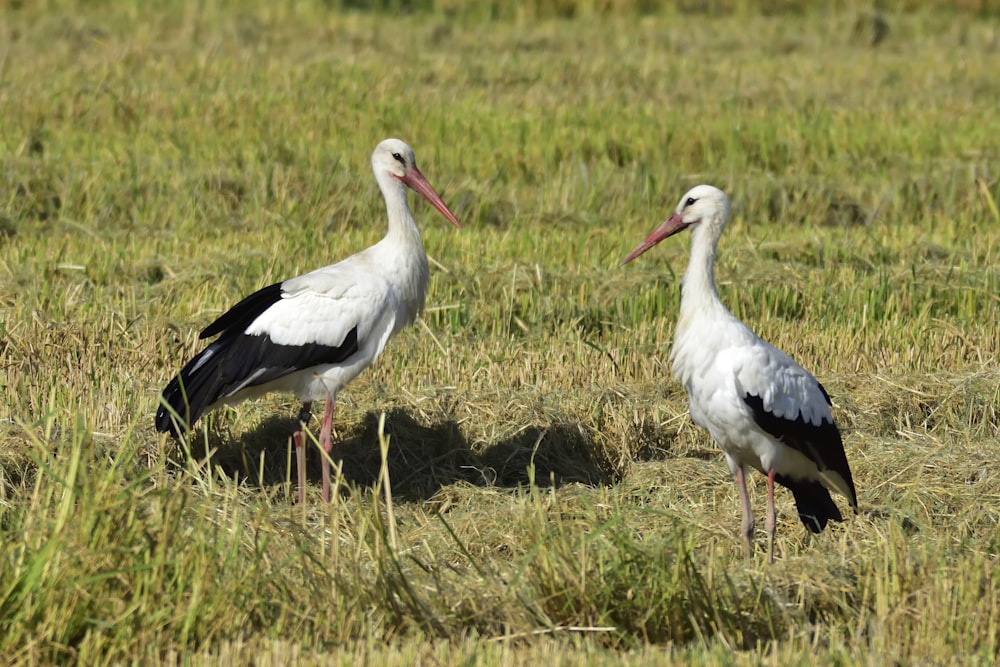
[765,468,777,564]
[319,397,335,503]
[734,465,756,559]
[741,515,756,558]
[293,401,313,505]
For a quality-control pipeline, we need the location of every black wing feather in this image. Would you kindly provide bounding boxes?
[200,282,284,339]
[815,380,832,406]
[156,327,358,435]
[155,281,360,435]
[773,474,843,533]
[743,392,858,509]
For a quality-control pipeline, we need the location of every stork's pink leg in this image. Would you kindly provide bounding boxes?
[734,466,755,557]
[319,397,335,503]
[766,468,777,564]
[292,402,312,505]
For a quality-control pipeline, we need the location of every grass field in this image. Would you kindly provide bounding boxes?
[2,1,999,663]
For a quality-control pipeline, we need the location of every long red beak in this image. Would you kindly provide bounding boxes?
[620,213,687,265]
[401,166,462,229]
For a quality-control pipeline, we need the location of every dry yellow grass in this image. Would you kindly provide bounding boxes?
[1,1,999,664]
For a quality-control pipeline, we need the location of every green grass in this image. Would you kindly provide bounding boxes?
[2,1,999,664]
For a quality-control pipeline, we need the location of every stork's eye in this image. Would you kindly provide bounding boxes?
[685,197,697,207]
[391,152,406,166]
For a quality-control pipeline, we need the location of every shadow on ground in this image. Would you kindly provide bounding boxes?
[175,407,616,501]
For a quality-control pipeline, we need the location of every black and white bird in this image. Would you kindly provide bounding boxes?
[621,184,857,562]
[156,138,461,504]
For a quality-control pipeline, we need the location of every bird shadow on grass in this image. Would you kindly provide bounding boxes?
[178,407,615,502]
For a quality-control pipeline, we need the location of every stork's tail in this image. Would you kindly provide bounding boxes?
[775,474,844,533]
[155,342,228,436]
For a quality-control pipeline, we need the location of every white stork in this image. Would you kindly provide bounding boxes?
[621,184,857,562]
[156,138,461,504]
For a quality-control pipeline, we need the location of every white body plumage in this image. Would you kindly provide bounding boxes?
[156,138,460,504]
[623,184,856,561]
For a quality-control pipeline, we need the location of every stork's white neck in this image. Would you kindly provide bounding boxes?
[679,223,726,322]
[375,173,420,246]
[670,220,733,385]
[373,171,430,324]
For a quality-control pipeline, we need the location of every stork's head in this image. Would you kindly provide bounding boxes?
[371,138,461,228]
[620,184,730,265]
[372,138,417,181]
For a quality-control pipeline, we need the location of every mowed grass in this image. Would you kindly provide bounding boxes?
[2,1,999,663]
